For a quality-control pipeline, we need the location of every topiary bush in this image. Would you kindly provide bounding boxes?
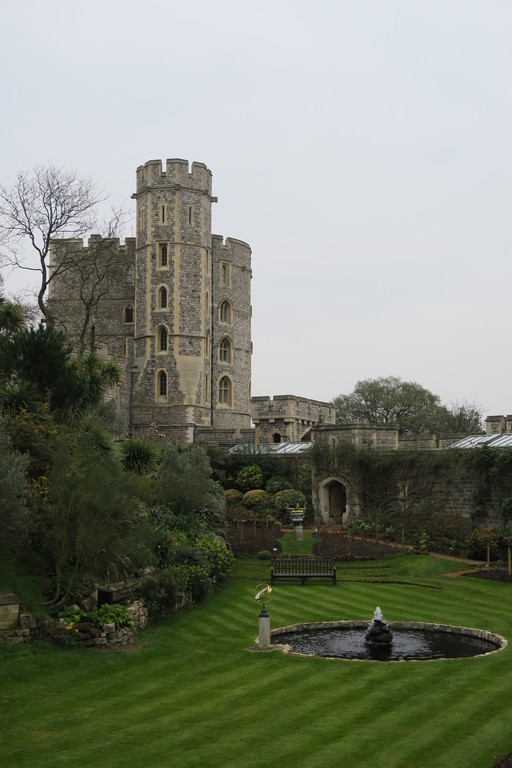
[242,489,273,510]
[266,475,292,494]
[272,489,306,521]
[225,488,243,507]
[236,465,263,492]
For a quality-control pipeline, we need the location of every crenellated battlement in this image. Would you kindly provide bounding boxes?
[212,235,251,269]
[51,235,136,251]
[135,158,212,196]
[250,395,335,444]
[49,156,251,447]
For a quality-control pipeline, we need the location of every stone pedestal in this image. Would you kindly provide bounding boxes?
[258,606,270,649]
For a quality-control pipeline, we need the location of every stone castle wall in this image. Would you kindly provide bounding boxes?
[251,395,335,443]
[49,158,252,445]
[486,415,512,434]
[311,424,512,528]
[212,236,252,433]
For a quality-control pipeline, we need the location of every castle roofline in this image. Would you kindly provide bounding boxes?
[212,234,251,250]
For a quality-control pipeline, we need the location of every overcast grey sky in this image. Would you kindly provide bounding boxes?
[2,0,511,416]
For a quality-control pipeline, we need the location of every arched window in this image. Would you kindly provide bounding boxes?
[219,337,232,363]
[159,243,168,268]
[124,304,134,323]
[158,370,167,398]
[157,326,168,352]
[158,286,168,309]
[219,300,232,324]
[205,330,211,359]
[218,376,232,406]
[221,262,231,287]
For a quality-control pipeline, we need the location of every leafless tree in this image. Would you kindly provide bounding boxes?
[0,166,124,322]
[51,226,128,356]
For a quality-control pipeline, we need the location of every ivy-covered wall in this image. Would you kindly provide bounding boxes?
[311,440,512,535]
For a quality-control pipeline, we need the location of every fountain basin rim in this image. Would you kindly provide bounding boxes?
[269,620,507,659]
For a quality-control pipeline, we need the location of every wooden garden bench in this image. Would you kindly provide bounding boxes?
[270,556,336,585]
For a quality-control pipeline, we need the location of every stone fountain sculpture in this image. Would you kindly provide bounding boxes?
[364,606,393,646]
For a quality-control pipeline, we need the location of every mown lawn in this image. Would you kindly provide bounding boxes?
[2,553,512,768]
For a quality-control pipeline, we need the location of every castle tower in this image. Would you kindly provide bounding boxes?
[211,236,252,434]
[129,158,252,444]
[48,158,252,446]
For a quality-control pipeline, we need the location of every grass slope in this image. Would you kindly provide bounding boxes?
[1,554,511,768]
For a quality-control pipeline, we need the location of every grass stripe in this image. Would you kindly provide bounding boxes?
[2,553,512,768]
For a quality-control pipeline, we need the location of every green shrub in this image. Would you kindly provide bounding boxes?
[195,534,235,580]
[119,439,159,474]
[58,603,133,630]
[87,604,133,629]
[236,465,263,492]
[266,475,292,494]
[467,528,506,560]
[273,489,306,516]
[137,569,187,620]
[57,605,83,626]
[169,562,211,601]
[255,550,272,559]
[242,489,273,510]
[224,488,243,507]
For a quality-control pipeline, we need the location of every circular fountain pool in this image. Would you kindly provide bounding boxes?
[270,621,506,661]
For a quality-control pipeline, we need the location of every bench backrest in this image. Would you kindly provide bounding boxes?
[271,558,335,574]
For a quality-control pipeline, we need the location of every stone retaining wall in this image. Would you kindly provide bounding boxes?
[52,620,134,649]
[0,599,152,648]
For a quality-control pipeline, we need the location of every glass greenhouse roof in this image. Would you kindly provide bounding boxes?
[228,443,311,455]
[449,434,512,449]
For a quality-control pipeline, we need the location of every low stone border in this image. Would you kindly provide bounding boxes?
[0,599,150,648]
[268,620,507,659]
[53,620,134,649]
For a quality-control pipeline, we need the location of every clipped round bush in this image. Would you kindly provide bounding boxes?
[225,488,243,507]
[242,489,273,510]
[236,465,264,492]
[255,549,272,560]
[266,475,292,494]
[273,489,306,515]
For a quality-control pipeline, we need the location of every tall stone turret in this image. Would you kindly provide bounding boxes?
[48,157,253,446]
[211,236,252,434]
[129,158,252,444]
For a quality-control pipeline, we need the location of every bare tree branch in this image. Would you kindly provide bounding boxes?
[0,166,110,320]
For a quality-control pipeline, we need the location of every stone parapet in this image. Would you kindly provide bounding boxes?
[251,395,335,444]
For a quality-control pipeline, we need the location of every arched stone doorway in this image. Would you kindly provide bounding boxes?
[317,476,350,525]
[328,481,346,523]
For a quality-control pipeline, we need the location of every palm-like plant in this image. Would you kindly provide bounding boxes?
[0,294,24,336]
[119,439,159,475]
